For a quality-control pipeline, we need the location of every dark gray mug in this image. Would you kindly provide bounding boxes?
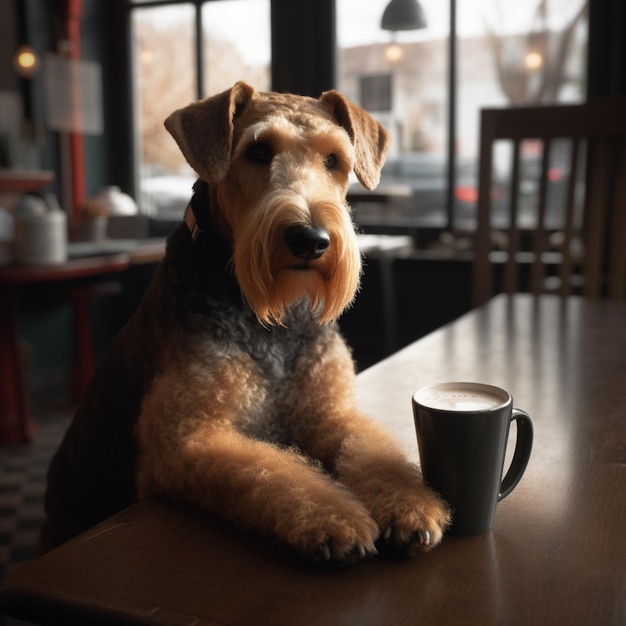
[412,382,533,536]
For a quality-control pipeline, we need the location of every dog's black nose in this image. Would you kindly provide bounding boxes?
[286,225,331,260]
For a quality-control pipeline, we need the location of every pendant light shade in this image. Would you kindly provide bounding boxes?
[381,0,427,31]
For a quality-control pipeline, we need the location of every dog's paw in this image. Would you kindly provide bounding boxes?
[292,502,380,565]
[311,537,376,567]
[374,487,451,556]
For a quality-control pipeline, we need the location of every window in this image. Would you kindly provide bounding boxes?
[128,0,588,232]
[130,0,270,218]
[338,0,588,236]
[201,1,270,97]
[456,0,588,233]
[131,4,195,217]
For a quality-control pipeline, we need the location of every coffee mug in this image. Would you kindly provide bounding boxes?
[412,382,533,536]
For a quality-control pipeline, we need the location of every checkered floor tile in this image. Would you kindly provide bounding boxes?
[0,412,71,625]
[0,412,71,581]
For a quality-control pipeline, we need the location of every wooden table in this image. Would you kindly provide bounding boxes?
[0,239,166,444]
[1,294,624,625]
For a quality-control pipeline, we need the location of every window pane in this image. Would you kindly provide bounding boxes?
[132,1,271,219]
[457,0,588,229]
[132,4,196,218]
[337,0,451,230]
[338,0,588,235]
[202,0,271,96]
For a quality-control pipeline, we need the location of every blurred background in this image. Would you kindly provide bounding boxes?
[0,0,623,412]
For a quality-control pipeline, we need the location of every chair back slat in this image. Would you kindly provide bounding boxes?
[558,137,580,297]
[608,139,626,300]
[474,109,496,305]
[583,139,609,299]
[503,140,521,294]
[530,140,551,295]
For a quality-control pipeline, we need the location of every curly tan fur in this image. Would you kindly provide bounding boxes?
[41,82,450,563]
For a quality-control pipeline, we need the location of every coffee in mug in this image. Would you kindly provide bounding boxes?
[412,382,533,536]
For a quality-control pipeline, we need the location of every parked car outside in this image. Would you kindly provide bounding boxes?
[349,152,498,229]
[139,165,197,218]
[349,150,571,231]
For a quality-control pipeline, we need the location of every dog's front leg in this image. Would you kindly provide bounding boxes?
[135,368,380,563]
[303,408,451,555]
[292,333,451,555]
[333,425,451,555]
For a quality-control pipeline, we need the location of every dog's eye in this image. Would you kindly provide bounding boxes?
[323,154,338,170]
[246,142,274,165]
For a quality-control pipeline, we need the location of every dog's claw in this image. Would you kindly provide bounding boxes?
[351,542,376,561]
[313,541,374,565]
[376,522,437,556]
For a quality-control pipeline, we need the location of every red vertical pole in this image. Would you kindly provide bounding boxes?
[60,0,85,238]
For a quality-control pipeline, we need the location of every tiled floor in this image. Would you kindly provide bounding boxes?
[0,412,71,582]
[0,412,71,625]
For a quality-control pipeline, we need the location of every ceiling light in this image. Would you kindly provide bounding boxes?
[14,45,40,78]
[381,0,427,32]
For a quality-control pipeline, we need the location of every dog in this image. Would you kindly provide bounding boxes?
[41,82,450,563]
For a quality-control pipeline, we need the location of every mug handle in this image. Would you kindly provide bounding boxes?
[498,408,534,501]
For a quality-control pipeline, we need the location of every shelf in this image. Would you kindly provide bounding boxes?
[0,170,55,193]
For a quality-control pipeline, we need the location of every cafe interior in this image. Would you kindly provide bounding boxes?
[0,0,625,624]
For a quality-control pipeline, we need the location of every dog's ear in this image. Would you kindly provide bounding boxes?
[319,90,391,190]
[164,81,255,184]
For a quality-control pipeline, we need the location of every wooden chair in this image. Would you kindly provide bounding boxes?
[472,98,626,306]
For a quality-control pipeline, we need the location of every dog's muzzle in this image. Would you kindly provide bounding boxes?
[286,225,330,261]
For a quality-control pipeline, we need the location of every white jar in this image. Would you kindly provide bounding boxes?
[14,210,67,265]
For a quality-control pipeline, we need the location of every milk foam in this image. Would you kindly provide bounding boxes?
[416,385,506,412]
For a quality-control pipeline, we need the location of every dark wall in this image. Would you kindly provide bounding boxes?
[0,2,19,91]
[271,0,336,96]
[80,0,134,197]
[587,0,626,98]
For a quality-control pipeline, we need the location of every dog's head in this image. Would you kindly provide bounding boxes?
[165,81,390,325]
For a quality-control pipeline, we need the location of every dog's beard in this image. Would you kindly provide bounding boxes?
[232,194,361,326]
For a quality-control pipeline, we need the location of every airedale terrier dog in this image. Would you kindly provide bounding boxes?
[42,82,450,563]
